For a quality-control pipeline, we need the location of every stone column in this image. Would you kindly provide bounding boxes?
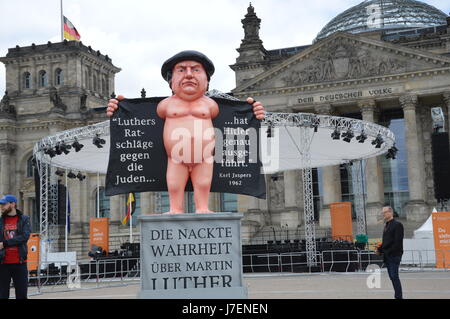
[314,104,342,227]
[109,195,122,233]
[282,170,300,228]
[320,166,342,227]
[400,95,428,222]
[68,178,83,235]
[0,143,15,195]
[359,99,384,225]
[140,192,154,213]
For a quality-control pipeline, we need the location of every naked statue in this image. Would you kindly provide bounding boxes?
[106,50,265,214]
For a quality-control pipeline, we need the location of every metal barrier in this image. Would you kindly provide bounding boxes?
[279,251,323,273]
[28,257,141,295]
[242,249,450,274]
[23,249,450,296]
[321,250,360,273]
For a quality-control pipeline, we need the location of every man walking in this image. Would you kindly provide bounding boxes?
[377,205,404,299]
[0,195,31,299]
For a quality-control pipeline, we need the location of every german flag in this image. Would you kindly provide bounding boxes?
[63,16,81,41]
[122,193,136,225]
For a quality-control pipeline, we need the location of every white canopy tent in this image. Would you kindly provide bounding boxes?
[413,208,436,239]
[34,113,395,174]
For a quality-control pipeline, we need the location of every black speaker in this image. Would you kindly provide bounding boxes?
[431,132,450,201]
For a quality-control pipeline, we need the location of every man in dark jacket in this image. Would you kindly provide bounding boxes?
[0,195,31,299]
[377,205,404,299]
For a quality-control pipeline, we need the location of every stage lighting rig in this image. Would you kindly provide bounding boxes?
[311,118,319,132]
[67,171,77,179]
[331,126,340,140]
[93,134,106,148]
[76,172,86,181]
[56,141,71,155]
[341,129,354,143]
[72,139,84,152]
[55,169,65,177]
[44,147,56,158]
[356,131,367,143]
[371,134,384,148]
[385,145,398,160]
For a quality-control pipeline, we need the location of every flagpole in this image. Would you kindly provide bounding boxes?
[65,169,68,252]
[129,194,133,243]
[60,0,64,42]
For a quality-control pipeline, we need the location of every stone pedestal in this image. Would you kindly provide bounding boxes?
[138,212,247,299]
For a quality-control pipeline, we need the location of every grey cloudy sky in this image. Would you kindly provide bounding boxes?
[0,0,449,99]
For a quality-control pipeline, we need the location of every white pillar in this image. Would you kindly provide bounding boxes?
[399,95,428,222]
[320,166,342,227]
[359,99,384,225]
[314,104,341,227]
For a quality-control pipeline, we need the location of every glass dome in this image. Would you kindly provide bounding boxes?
[315,0,448,41]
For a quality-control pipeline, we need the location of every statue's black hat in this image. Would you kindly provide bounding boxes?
[161,50,215,83]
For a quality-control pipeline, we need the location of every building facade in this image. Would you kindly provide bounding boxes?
[232,1,450,237]
[1,0,450,258]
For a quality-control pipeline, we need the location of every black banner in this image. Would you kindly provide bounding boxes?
[105,97,266,199]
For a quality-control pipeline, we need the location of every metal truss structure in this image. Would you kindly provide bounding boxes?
[299,126,318,266]
[36,160,59,259]
[32,91,394,260]
[262,112,395,158]
[348,160,368,236]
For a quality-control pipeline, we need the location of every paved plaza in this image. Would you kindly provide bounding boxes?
[23,270,450,299]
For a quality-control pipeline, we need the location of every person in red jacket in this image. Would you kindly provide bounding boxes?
[0,195,31,299]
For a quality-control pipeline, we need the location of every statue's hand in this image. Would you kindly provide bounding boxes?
[247,97,265,120]
[106,95,125,117]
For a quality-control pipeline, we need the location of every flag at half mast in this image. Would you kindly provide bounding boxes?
[63,16,81,41]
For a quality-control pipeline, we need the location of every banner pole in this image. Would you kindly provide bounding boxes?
[129,195,133,243]
[65,169,68,252]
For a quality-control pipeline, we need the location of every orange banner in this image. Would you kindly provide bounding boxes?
[27,233,40,271]
[330,202,353,242]
[89,217,109,256]
[432,212,450,268]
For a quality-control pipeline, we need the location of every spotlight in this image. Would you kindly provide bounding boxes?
[55,169,65,177]
[385,145,399,160]
[76,172,86,181]
[266,126,273,138]
[356,131,367,143]
[54,143,63,155]
[331,127,340,140]
[311,119,319,132]
[72,139,84,152]
[44,147,56,158]
[56,141,71,155]
[270,175,278,182]
[93,134,106,148]
[341,129,354,143]
[371,134,384,148]
[67,171,77,179]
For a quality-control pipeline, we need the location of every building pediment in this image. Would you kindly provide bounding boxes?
[233,32,450,93]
